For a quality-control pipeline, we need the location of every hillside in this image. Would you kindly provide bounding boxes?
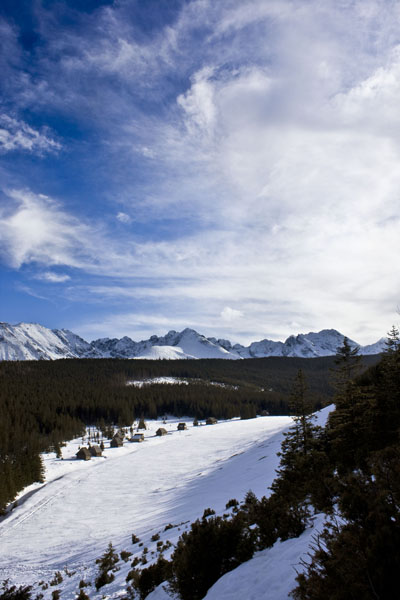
[0,415,294,598]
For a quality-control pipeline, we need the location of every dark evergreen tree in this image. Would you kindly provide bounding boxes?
[365,325,400,453]
[95,542,120,590]
[169,512,255,600]
[272,370,321,494]
[327,339,369,471]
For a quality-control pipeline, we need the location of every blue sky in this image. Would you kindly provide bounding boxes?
[1,0,400,344]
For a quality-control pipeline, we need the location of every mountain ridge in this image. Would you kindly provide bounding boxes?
[0,321,387,361]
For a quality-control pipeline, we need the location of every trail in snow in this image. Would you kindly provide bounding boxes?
[0,408,332,599]
[0,416,292,591]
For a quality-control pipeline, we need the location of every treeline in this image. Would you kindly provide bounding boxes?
[0,354,379,513]
[120,334,400,600]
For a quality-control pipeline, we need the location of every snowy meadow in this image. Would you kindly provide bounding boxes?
[0,413,316,599]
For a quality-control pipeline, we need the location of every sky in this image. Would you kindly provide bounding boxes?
[1,0,400,345]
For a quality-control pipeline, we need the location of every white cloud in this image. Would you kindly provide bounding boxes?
[0,115,61,154]
[116,212,131,224]
[221,306,243,322]
[39,272,71,283]
[0,189,101,270]
[177,67,217,138]
[2,1,400,344]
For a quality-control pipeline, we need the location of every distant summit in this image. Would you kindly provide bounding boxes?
[0,322,387,361]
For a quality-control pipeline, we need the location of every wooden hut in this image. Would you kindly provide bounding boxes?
[76,447,91,461]
[131,433,145,443]
[260,410,270,417]
[156,427,168,436]
[111,435,123,448]
[206,417,218,425]
[177,423,187,431]
[89,445,102,457]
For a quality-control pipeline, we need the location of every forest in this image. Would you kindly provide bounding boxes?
[0,353,379,512]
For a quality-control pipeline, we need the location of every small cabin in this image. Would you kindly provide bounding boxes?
[156,428,168,436]
[76,447,91,461]
[177,423,187,431]
[89,445,102,457]
[206,417,218,425]
[131,433,145,443]
[260,410,270,417]
[111,435,123,448]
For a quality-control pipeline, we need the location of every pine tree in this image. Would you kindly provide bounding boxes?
[331,336,362,392]
[367,325,400,452]
[288,370,315,455]
[270,371,326,525]
[385,324,400,353]
[95,542,120,590]
[327,339,368,471]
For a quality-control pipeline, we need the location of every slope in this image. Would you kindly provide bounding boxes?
[0,415,292,598]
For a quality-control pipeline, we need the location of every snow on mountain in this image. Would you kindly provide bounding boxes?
[0,322,93,361]
[0,322,385,361]
[235,329,360,358]
[88,328,241,360]
[282,328,358,357]
[135,345,197,360]
[155,328,240,359]
[237,338,286,358]
[359,337,387,354]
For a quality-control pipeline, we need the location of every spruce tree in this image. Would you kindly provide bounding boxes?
[270,370,325,524]
[327,338,368,471]
[277,370,318,472]
[367,325,400,452]
[95,542,120,590]
[288,370,315,455]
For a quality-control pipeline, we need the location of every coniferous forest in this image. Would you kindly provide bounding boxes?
[0,354,380,512]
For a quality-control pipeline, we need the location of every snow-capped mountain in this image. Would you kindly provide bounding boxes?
[0,322,387,361]
[0,322,100,361]
[236,329,357,358]
[90,328,240,360]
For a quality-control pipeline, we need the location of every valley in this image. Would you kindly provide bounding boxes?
[0,415,295,599]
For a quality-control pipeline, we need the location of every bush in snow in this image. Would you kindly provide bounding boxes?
[169,511,256,600]
[0,580,32,600]
[125,556,172,599]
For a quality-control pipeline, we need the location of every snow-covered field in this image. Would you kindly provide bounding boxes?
[127,377,238,390]
[0,410,331,599]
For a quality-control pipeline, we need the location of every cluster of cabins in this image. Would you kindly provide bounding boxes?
[76,445,102,461]
[76,418,219,460]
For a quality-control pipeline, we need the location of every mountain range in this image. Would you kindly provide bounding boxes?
[0,322,386,361]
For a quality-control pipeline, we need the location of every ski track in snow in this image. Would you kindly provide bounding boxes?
[0,417,291,588]
[0,408,332,599]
